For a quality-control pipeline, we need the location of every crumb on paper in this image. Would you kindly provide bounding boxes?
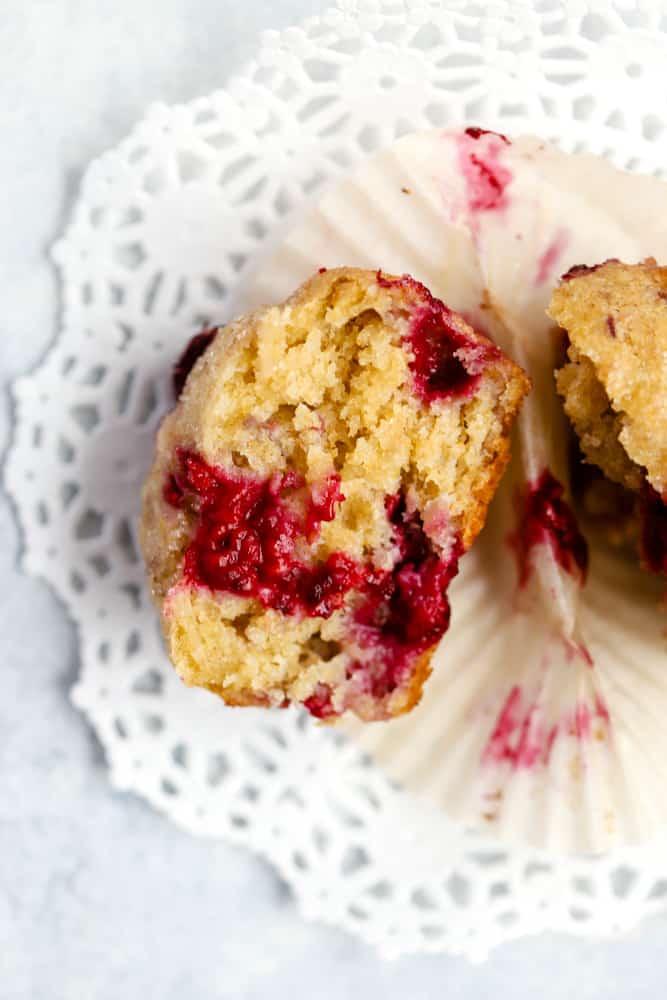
[569,756,583,782]
[484,788,503,802]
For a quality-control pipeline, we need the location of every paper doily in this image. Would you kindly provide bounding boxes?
[7,0,667,960]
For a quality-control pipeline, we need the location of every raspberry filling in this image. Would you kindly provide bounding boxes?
[458,131,513,213]
[408,304,489,401]
[376,271,498,402]
[164,451,462,716]
[164,450,355,617]
[303,683,337,720]
[349,493,462,699]
[173,329,218,398]
[512,469,589,586]
[639,484,667,576]
[306,476,346,540]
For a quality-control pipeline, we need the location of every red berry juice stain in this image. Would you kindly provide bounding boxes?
[564,639,593,668]
[483,688,610,770]
[464,127,510,144]
[458,131,513,213]
[509,469,589,587]
[534,228,569,287]
[482,686,555,769]
[569,696,609,742]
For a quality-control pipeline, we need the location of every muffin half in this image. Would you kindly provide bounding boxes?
[141,268,529,720]
[550,258,667,576]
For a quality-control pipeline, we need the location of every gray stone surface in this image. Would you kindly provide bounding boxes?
[2,2,667,996]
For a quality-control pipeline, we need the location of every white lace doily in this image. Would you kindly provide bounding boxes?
[7,0,667,960]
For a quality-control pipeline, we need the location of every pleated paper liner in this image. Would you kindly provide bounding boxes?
[237,130,666,853]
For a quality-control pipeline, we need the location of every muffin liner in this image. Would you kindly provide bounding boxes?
[238,130,667,853]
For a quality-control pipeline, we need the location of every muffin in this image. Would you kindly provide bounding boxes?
[141,267,530,720]
[550,258,667,575]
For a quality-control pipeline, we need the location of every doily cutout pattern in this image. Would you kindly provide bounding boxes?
[6,0,667,960]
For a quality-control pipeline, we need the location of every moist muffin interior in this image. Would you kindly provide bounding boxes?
[141,268,529,720]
